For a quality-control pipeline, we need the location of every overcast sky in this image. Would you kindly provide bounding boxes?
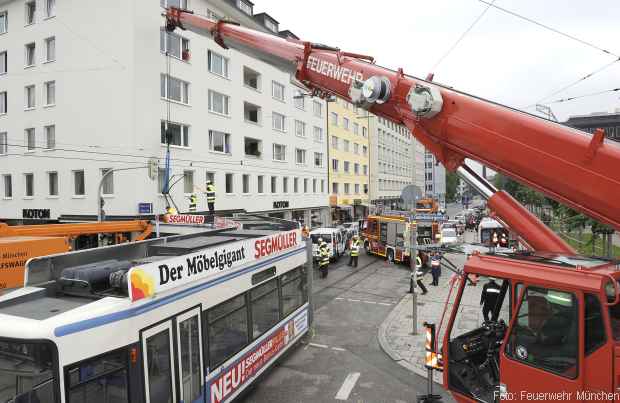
[258,0,620,122]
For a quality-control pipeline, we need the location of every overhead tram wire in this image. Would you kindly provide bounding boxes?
[547,87,620,105]
[430,0,497,73]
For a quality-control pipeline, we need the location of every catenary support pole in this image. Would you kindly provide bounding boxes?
[411,221,418,335]
[306,236,314,327]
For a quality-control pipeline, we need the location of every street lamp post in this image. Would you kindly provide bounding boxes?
[356,113,375,218]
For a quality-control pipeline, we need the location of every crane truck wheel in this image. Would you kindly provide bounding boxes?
[387,249,394,263]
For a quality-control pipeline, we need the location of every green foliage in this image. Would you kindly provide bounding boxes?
[446,171,459,202]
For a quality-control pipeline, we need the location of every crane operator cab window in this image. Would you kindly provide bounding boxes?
[447,275,510,403]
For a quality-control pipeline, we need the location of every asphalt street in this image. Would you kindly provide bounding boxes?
[239,252,454,403]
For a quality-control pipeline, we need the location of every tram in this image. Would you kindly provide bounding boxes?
[0,219,308,403]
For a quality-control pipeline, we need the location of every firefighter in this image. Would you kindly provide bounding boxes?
[490,230,499,253]
[165,205,177,215]
[318,239,330,278]
[409,251,428,295]
[499,232,508,248]
[480,277,501,321]
[348,235,360,267]
[430,252,441,286]
[188,193,197,212]
[205,181,216,214]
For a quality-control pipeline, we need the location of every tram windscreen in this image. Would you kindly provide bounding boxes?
[0,340,56,403]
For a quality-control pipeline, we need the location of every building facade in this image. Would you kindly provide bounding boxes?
[423,150,446,209]
[369,116,415,210]
[0,0,330,226]
[327,97,369,222]
[564,110,620,142]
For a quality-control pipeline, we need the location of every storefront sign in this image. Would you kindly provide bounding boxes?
[164,214,206,224]
[22,209,51,219]
[272,201,289,209]
[127,229,301,301]
[138,203,153,214]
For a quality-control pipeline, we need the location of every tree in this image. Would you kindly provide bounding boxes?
[446,171,459,202]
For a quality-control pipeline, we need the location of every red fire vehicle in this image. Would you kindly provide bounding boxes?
[166,8,620,402]
[363,213,413,264]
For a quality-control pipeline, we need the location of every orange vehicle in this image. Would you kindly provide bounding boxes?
[0,221,152,289]
[363,213,413,263]
[416,198,440,214]
[155,9,620,401]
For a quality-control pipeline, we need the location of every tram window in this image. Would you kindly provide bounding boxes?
[584,294,606,354]
[208,295,249,367]
[506,287,578,378]
[146,330,174,403]
[67,348,129,403]
[251,278,280,339]
[281,267,305,316]
[179,315,201,402]
[0,340,56,403]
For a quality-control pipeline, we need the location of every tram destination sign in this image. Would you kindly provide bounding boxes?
[128,229,301,301]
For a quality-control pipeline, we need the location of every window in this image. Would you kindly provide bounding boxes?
[101,168,114,195]
[73,170,85,196]
[157,168,166,193]
[161,75,189,104]
[2,174,11,198]
[271,176,277,193]
[25,1,35,25]
[354,163,359,174]
[330,112,338,126]
[343,139,350,152]
[321,179,325,193]
[332,182,339,194]
[294,95,304,110]
[0,12,7,34]
[225,173,234,193]
[313,100,322,117]
[161,0,188,8]
[243,66,260,90]
[160,121,189,147]
[304,178,309,193]
[243,102,261,124]
[343,117,349,130]
[332,159,339,172]
[208,130,230,153]
[363,165,368,175]
[25,128,35,151]
[45,37,55,62]
[272,81,285,101]
[44,125,55,149]
[314,152,323,167]
[0,132,6,154]
[184,171,193,193]
[353,143,359,154]
[244,137,261,157]
[24,173,34,196]
[25,85,35,108]
[294,177,299,193]
[363,145,368,156]
[237,0,253,14]
[160,30,190,60]
[295,120,306,137]
[353,122,359,135]
[344,183,350,194]
[44,81,55,106]
[45,0,55,17]
[264,19,278,32]
[585,293,606,355]
[312,178,317,193]
[257,175,264,193]
[208,50,229,78]
[331,136,339,149]
[295,148,306,165]
[280,267,306,316]
[177,314,202,403]
[67,349,129,403]
[208,90,229,115]
[505,287,578,378]
[25,43,35,66]
[251,279,279,339]
[355,184,360,194]
[273,143,286,161]
[207,294,248,367]
[313,126,323,142]
[205,171,215,187]
[0,51,6,74]
[363,127,368,137]
[343,161,350,173]
[0,91,6,114]
[272,112,286,131]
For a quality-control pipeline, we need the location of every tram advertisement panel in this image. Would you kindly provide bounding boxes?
[128,229,300,301]
[210,309,308,403]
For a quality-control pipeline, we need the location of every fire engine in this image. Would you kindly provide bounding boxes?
[164,8,620,402]
[362,212,413,264]
[416,197,440,214]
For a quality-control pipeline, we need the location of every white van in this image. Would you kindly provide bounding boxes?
[310,227,347,261]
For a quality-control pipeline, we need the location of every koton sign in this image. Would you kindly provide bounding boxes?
[127,229,301,301]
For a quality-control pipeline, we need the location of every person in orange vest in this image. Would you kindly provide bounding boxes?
[499,232,508,248]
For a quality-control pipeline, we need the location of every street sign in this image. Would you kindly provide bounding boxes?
[415,213,447,222]
[401,185,423,203]
[138,203,153,214]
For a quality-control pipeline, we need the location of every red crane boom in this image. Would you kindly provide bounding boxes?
[166,8,620,253]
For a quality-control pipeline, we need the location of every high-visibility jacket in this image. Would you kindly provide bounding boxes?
[319,246,330,267]
[416,256,422,269]
[492,232,499,244]
[189,194,197,210]
[166,206,178,215]
[500,234,508,247]
[350,240,360,257]
[206,184,216,203]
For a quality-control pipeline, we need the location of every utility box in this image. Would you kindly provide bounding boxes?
[0,236,70,289]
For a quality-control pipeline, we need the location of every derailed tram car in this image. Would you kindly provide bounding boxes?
[0,218,309,403]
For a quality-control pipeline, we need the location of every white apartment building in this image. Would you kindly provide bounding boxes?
[0,0,330,226]
[423,150,446,209]
[369,116,415,209]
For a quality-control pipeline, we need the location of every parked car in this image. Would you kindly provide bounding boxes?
[310,227,347,261]
[440,228,459,245]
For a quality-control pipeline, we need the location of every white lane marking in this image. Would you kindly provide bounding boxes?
[335,297,344,300]
[331,347,346,351]
[377,302,393,306]
[363,300,377,304]
[349,299,361,302]
[308,343,329,349]
[335,372,361,400]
